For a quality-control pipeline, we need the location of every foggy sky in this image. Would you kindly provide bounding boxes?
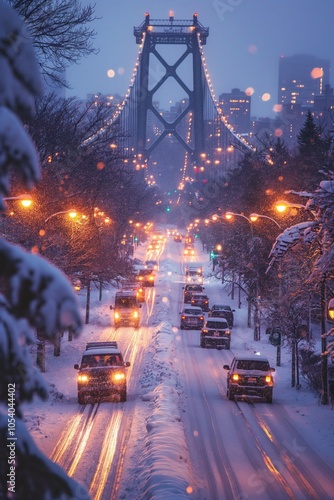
[66,0,334,118]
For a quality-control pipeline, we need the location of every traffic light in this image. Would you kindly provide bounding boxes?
[166,206,171,212]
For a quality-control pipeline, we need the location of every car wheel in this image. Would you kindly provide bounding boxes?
[266,393,273,404]
[228,388,235,401]
[200,340,206,348]
[180,324,184,330]
[120,389,127,402]
[226,342,231,350]
[78,394,85,405]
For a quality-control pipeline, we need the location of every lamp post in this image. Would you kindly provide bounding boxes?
[320,292,334,404]
[224,212,260,338]
[274,200,306,213]
[45,209,77,223]
[225,211,252,225]
[249,213,282,229]
[3,194,33,208]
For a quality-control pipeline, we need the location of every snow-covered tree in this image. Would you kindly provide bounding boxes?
[0,3,89,498]
[267,173,334,363]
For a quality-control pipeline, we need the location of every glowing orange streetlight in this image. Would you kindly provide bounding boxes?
[274,200,305,213]
[3,194,32,208]
[45,209,77,223]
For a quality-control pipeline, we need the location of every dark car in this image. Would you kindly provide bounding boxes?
[174,234,182,242]
[223,354,275,403]
[136,268,155,287]
[208,304,235,327]
[191,292,209,311]
[74,342,130,403]
[180,306,204,330]
[183,284,205,304]
[200,318,231,349]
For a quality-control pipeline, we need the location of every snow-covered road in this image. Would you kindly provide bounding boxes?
[26,232,334,499]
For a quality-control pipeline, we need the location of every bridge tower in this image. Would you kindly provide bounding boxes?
[134,12,209,165]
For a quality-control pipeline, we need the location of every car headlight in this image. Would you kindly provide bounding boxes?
[265,376,273,385]
[78,374,89,383]
[115,312,120,319]
[133,311,139,318]
[113,372,125,382]
[232,373,239,381]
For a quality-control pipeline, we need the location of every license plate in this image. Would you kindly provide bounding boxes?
[214,331,220,337]
[247,377,257,382]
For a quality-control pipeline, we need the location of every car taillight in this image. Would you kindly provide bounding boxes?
[199,316,204,321]
[78,374,89,382]
[232,373,239,381]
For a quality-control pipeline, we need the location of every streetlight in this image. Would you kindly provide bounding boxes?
[320,297,334,404]
[274,200,306,213]
[249,213,282,228]
[225,211,252,224]
[3,194,33,208]
[45,209,77,223]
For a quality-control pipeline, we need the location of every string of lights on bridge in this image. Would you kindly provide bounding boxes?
[197,32,255,154]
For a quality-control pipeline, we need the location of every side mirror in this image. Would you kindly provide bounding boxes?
[125,361,131,367]
[270,367,276,372]
[74,364,79,370]
[139,304,142,308]
[223,365,230,370]
[110,305,113,310]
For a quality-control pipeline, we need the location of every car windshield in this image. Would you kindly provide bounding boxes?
[81,354,122,368]
[115,297,137,307]
[236,360,270,371]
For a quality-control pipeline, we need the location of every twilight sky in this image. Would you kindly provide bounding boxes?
[66,0,334,118]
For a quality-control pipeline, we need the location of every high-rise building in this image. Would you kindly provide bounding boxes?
[218,88,251,135]
[277,54,331,146]
[278,54,330,108]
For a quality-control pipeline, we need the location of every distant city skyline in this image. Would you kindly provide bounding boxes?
[66,0,334,118]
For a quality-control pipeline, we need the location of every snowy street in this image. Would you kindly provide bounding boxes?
[26,232,334,500]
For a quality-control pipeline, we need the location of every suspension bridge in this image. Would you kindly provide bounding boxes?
[112,12,255,192]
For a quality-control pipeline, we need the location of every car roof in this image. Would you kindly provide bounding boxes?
[83,342,122,355]
[192,293,207,297]
[233,354,269,362]
[212,304,232,309]
[116,289,137,296]
[183,306,202,311]
[83,347,122,355]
